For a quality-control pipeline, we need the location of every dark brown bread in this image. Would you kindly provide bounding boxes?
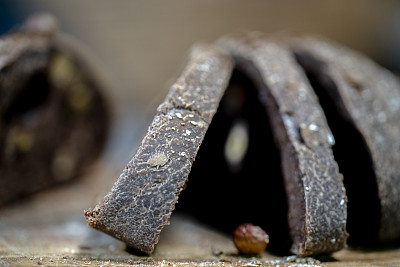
[0,14,109,205]
[85,37,350,256]
[287,36,400,243]
[85,45,234,254]
[219,35,348,256]
[85,34,400,255]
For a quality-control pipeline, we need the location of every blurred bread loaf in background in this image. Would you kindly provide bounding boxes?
[0,14,110,205]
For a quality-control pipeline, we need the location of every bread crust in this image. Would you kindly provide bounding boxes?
[219,35,348,256]
[288,36,400,242]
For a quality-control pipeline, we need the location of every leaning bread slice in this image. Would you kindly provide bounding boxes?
[219,34,348,256]
[288,36,400,244]
[85,45,234,254]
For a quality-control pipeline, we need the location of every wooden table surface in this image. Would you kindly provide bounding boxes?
[1,161,400,267]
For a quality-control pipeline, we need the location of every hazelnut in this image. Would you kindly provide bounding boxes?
[232,223,269,255]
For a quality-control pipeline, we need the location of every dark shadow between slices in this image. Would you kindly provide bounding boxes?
[293,51,381,246]
[175,68,291,254]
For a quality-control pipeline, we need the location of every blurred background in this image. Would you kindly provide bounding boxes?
[2,0,400,170]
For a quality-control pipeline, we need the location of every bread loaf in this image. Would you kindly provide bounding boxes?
[0,14,109,205]
[85,33,400,256]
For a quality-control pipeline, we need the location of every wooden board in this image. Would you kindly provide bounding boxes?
[1,161,400,266]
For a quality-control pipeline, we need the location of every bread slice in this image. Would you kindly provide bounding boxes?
[85,45,234,254]
[288,36,400,244]
[0,14,109,205]
[219,35,348,256]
